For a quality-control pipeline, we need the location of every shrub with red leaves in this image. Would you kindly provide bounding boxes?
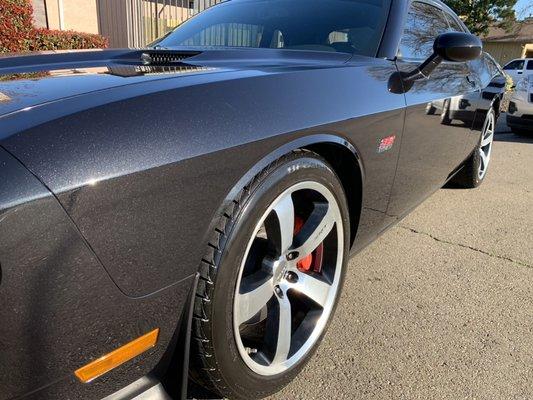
[0,0,108,54]
[29,29,109,51]
[0,0,34,53]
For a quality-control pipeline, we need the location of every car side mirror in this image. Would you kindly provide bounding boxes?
[433,32,483,63]
[389,32,482,94]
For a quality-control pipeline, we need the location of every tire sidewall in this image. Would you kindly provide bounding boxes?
[209,154,350,399]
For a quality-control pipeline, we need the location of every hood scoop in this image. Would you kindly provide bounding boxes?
[140,50,201,66]
[0,49,202,76]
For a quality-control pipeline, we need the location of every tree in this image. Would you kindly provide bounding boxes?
[443,0,518,36]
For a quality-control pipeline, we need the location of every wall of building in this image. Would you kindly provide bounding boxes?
[45,0,99,33]
[483,41,528,65]
[32,0,48,28]
[524,44,533,58]
[32,0,216,48]
[98,0,193,48]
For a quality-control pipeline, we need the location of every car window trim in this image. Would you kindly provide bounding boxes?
[396,0,465,63]
[442,9,466,33]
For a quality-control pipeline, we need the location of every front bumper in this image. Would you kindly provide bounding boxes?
[507,91,533,130]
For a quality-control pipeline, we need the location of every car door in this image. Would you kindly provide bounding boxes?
[444,8,489,150]
[387,0,475,218]
[527,59,533,77]
[503,59,525,85]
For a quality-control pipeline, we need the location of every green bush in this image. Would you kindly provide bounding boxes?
[0,0,108,54]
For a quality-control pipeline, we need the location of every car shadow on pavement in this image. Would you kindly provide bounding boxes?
[494,132,533,144]
[494,113,533,143]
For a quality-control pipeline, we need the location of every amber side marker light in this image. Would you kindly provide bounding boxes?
[75,328,160,383]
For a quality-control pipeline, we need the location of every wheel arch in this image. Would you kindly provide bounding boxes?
[303,141,363,248]
[213,134,364,251]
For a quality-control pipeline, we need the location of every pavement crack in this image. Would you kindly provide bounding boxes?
[398,224,533,269]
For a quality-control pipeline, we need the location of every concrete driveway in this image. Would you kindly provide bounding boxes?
[269,115,533,399]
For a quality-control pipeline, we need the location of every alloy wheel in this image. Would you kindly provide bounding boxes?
[233,181,343,376]
[478,109,495,180]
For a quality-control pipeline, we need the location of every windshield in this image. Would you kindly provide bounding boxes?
[153,0,391,57]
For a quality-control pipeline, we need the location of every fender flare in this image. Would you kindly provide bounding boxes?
[223,133,364,205]
[200,132,365,255]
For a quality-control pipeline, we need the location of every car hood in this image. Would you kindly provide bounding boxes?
[0,48,352,119]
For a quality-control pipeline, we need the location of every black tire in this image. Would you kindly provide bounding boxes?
[189,150,350,399]
[425,102,437,115]
[440,99,452,125]
[450,107,495,188]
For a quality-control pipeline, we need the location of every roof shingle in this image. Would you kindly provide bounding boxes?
[483,19,533,42]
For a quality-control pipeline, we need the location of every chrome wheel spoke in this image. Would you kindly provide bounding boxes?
[236,275,273,325]
[266,193,295,257]
[272,294,292,364]
[478,111,494,179]
[480,147,489,169]
[293,202,334,261]
[291,273,330,307]
[481,131,493,147]
[233,181,344,376]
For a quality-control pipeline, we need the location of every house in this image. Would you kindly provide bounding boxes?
[31,0,217,48]
[482,18,533,66]
[32,0,100,34]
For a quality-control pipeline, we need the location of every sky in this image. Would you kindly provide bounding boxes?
[515,0,532,19]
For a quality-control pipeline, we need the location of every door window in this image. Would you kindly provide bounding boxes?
[398,2,451,61]
[527,60,533,70]
[503,60,525,70]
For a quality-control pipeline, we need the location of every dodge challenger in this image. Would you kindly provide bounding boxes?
[0,0,504,399]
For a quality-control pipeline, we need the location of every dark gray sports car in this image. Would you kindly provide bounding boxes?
[0,0,504,399]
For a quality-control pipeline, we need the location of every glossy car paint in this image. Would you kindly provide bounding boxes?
[0,52,404,298]
[0,0,505,398]
[507,75,533,132]
[388,0,503,218]
[0,147,193,399]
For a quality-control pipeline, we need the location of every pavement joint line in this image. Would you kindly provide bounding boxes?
[398,224,533,269]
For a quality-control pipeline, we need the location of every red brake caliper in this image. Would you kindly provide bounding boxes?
[294,216,324,273]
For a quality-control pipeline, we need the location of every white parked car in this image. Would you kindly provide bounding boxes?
[507,75,533,135]
[503,58,533,86]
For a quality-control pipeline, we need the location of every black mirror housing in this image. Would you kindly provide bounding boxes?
[434,32,482,62]
[388,32,483,94]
